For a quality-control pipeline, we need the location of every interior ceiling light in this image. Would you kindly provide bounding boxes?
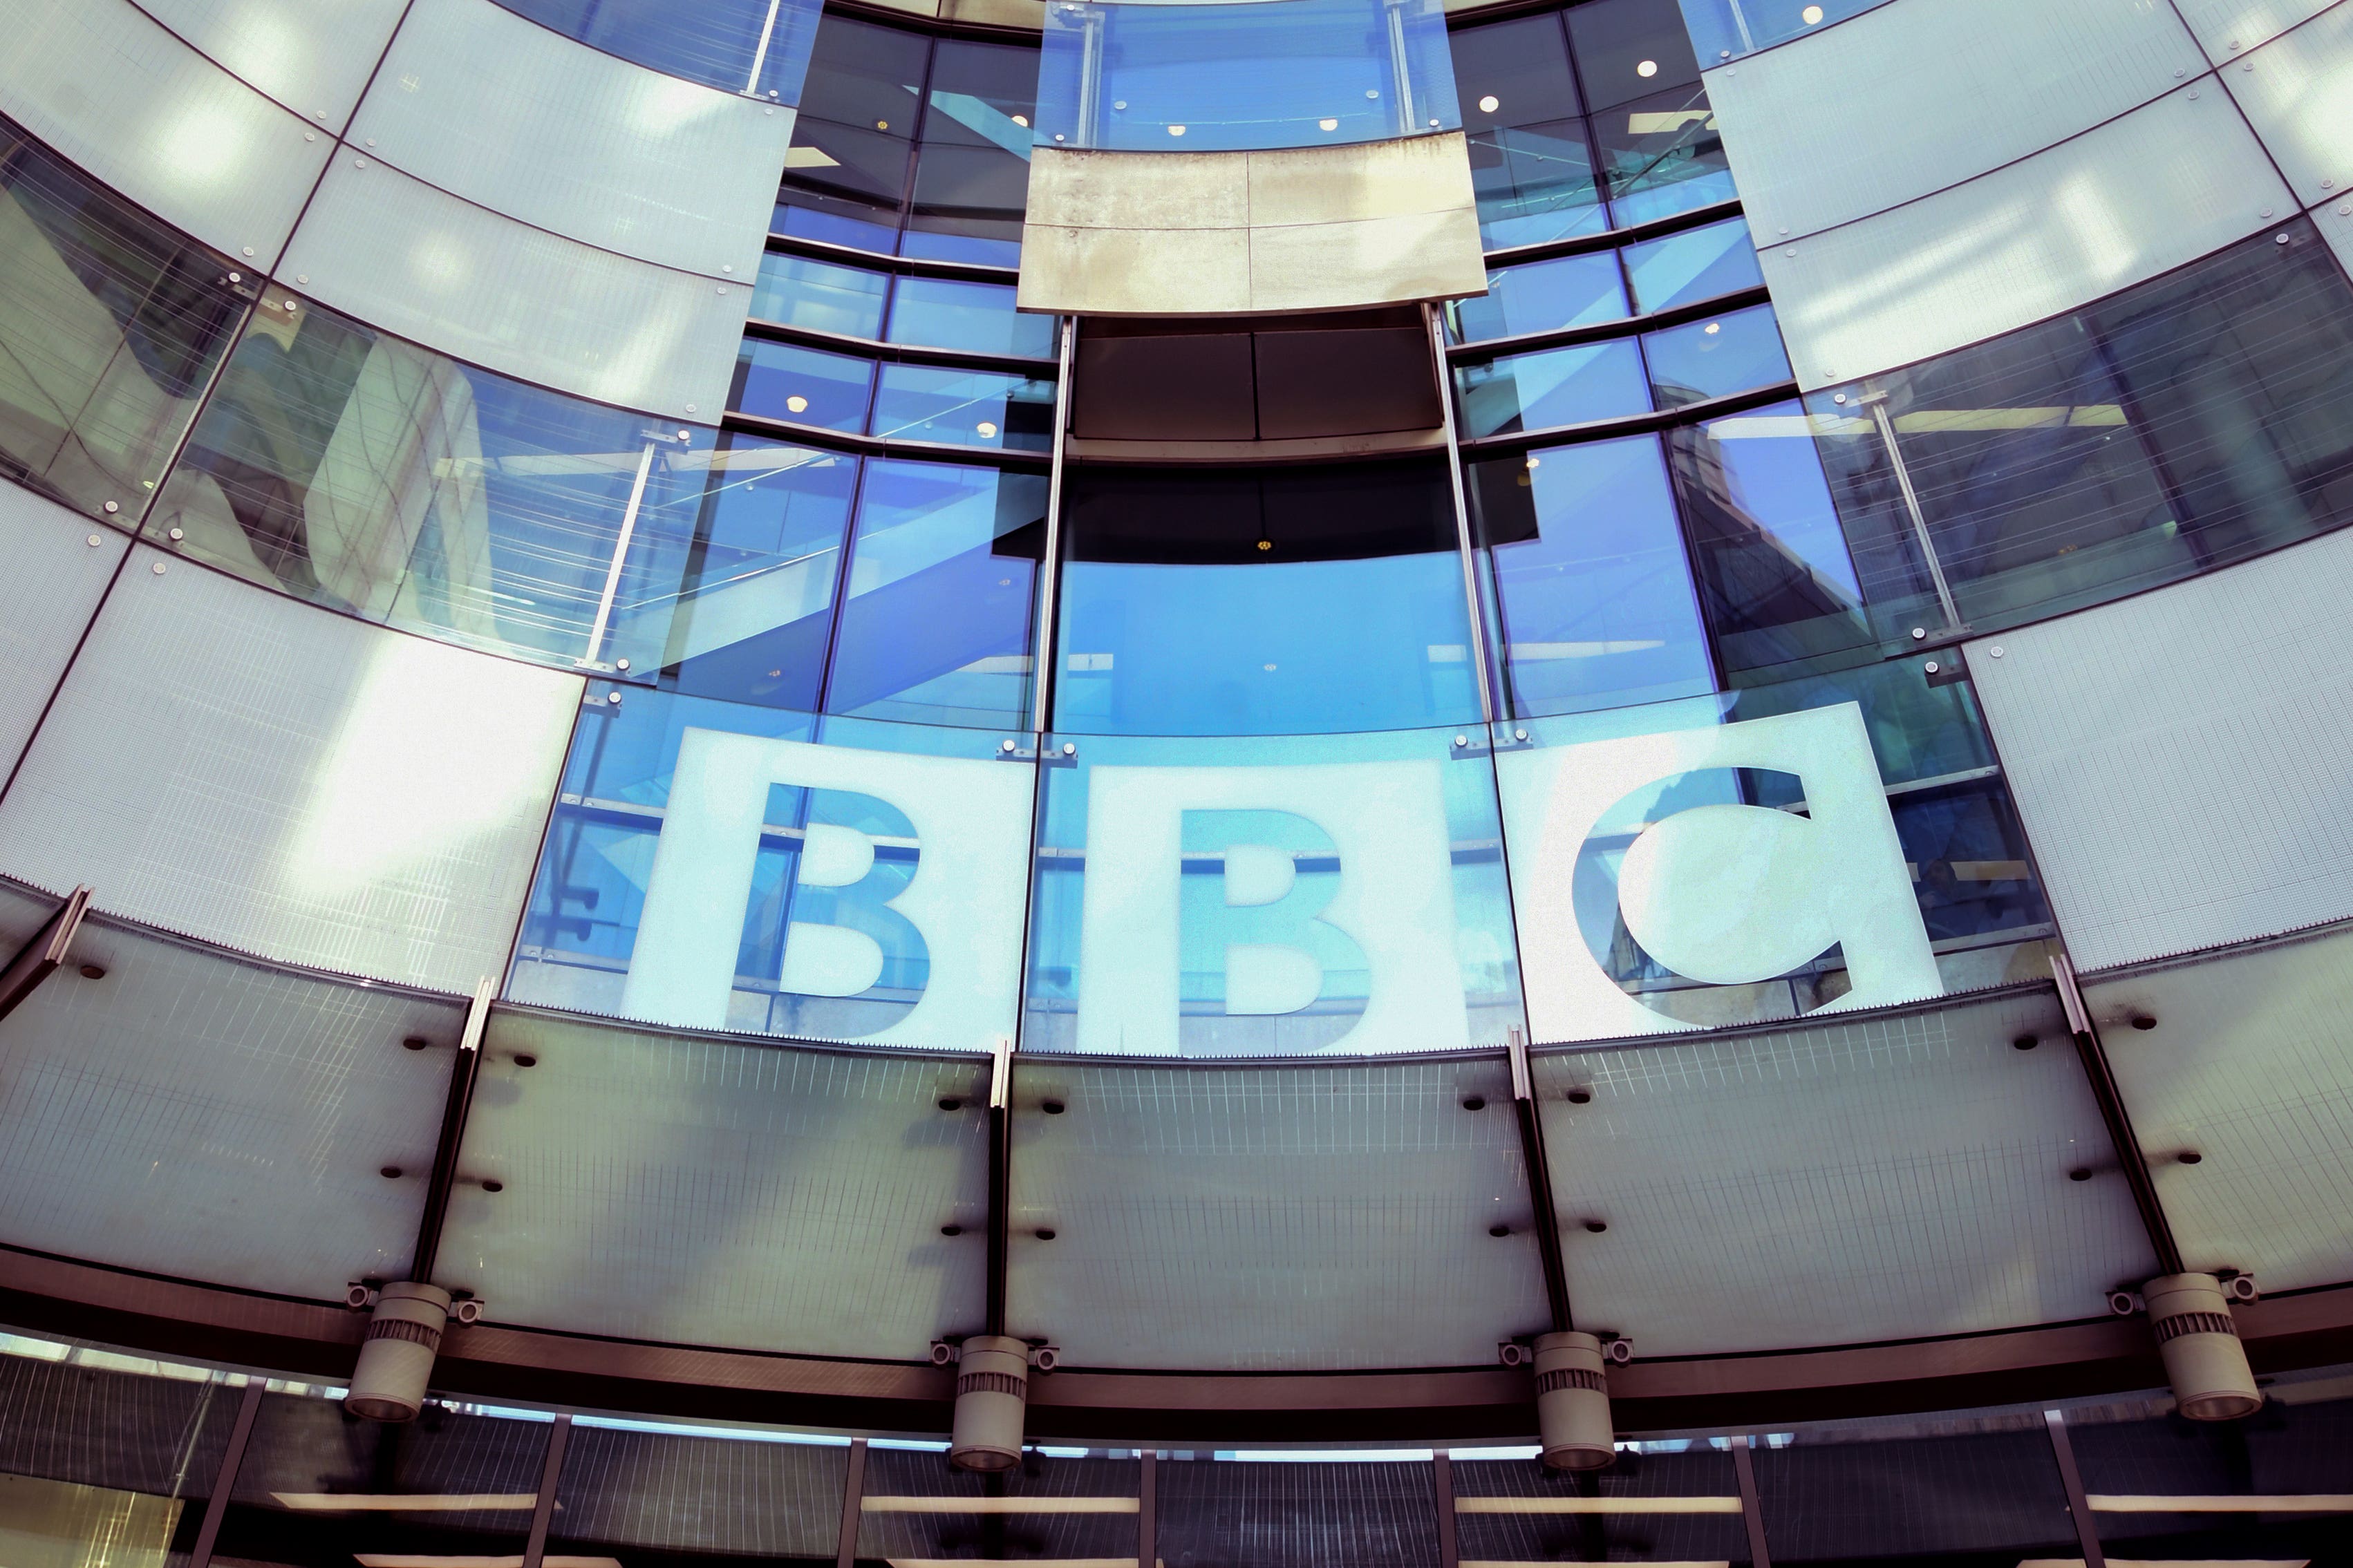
[876,120,889,129]
[1168,124,1185,135]
[1636,59,1658,76]
[1012,114,1029,126]
[786,395,809,413]
[977,421,999,437]
[1479,94,1500,112]
[1703,322,1721,335]
[1802,3,1824,19]
[1319,117,1339,130]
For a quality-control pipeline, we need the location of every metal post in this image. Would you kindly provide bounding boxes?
[411,978,494,1283]
[1427,303,1498,726]
[1432,1451,1459,1568]
[1724,0,1757,55]
[835,1437,869,1568]
[187,1381,263,1568]
[1029,318,1078,737]
[2043,1410,2108,1568]
[1509,1036,1573,1332]
[0,885,91,1022]
[1730,1436,1772,1568]
[2052,954,2184,1276]
[521,1413,572,1568]
[1137,1449,1157,1568]
[1385,0,1415,137]
[744,0,784,94]
[581,437,662,669]
[985,1036,1014,1336]
[1859,390,1962,634]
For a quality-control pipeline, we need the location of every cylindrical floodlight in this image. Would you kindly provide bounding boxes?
[346,1282,452,1422]
[1533,1330,1615,1471]
[948,1334,1030,1472]
[2145,1273,2262,1421]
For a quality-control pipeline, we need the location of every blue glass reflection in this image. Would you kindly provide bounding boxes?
[1622,214,1763,314]
[827,460,1047,728]
[1676,0,1895,62]
[1035,0,1460,153]
[1472,435,1716,716]
[1452,251,1628,343]
[1641,303,1790,407]
[886,276,1056,358]
[1456,339,1650,437]
[732,337,874,430]
[870,363,1054,450]
[751,252,889,339]
[492,0,821,102]
[1594,86,1734,225]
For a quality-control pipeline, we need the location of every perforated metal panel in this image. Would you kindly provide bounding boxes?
[130,0,409,124]
[1705,0,2207,245]
[0,0,332,259]
[1967,525,2353,972]
[1765,83,2286,388]
[0,897,458,1298]
[0,485,124,780]
[0,547,580,992]
[2086,923,2353,1294]
[1006,1055,1546,1370]
[280,155,749,417]
[350,0,794,280]
[435,1009,990,1357]
[2223,3,2353,208]
[1530,989,2156,1354]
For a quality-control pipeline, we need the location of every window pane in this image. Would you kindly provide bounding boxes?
[150,288,723,674]
[825,458,1044,728]
[1452,15,1581,128]
[749,250,890,339]
[1679,0,1898,62]
[1036,0,1459,153]
[657,435,859,712]
[906,37,1038,265]
[869,362,1053,450]
[775,12,927,240]
[1642,302,1791,406]
[1568,0,1705,111]
[1667,398,1873,683]
[1472,434,1715,715]
[491,0,821,101]
[1622,213,1763,314]
[1455,339,1650,437]
[1810,220,2353,644]
[0,117,243,522]
[731,336,874,430]
[1452,250,1629,343]
[1054,460,1479,735]
[1595,83,1734,225]
[1467,120,1606,251]
[885,274,1055,357]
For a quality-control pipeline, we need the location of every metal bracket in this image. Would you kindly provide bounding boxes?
[0,886,92,1023]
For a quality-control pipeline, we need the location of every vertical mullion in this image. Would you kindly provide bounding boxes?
[1731,1435,1772,1568]
[521,1413,572,1568]
[836,1437,870,1568]
[187,1380,263,1568]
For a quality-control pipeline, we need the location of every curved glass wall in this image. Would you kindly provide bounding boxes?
[492,0,822,102]
[1035,0,1460,152]
[775,16,1040,265]
[1678,0,1897,62]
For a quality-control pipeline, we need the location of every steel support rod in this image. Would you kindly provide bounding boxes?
[1428,303,1498,726]
[835,1437,869,1568]
[1029,316,1079,737]
[581,437,661,668]
[187,1380,263,1568]
[0,885,91,1023]
[1510,1037,1574,1333]
[1731,1435,1772,1568]
[521,1413,572,1568]
[2043,1409,2108,1568]
[2052,954,2184,1277]
[985,1037,1014,1337]
[1861,390,1962,634]
[411,978,494,1283]
[1137,1449,1157,1568]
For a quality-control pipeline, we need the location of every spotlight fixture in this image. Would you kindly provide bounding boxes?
[785,395,809,413]
[1636,59,1658,77]
[1479,95,1500,113]
[1802,3,1824,20]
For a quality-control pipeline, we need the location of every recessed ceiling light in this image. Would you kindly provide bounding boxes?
[1526,455,1541,469]
[1012,113,1029,126]
[1168,123,1185,135]
[1703,321,1721,334]
[1319,117,1338,130]
[1479,94,1500,113]
[876,119,889,129]
[977,420,999,437]
[786,394,809,413]
[1801,3,1824,20]
[1636,59,1658,77]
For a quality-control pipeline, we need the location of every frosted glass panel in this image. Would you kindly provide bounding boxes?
[1531,989,2158,1354]
[1705,0,2206,243]
[0,898,458,1299]
[2173,0,2340,55]
[0,0,332,258]
[1765,84,2287,388]
[2087,923,2353,1293]
[0,546,581,992]
[0,486,125,774]
[281,155,749,417]
[133,0,409,123]
[2225,3,2353,207]
[1967,525,2353,972]
[1008,1055,1544,1369]
[350,0,795,279]
[435,1008,988,1356]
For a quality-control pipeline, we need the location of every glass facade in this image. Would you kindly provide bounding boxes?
[491,0,823,101]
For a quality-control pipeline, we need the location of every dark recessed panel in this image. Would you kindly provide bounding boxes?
[1071,333,1257,441]
[1253,327,1441,440]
